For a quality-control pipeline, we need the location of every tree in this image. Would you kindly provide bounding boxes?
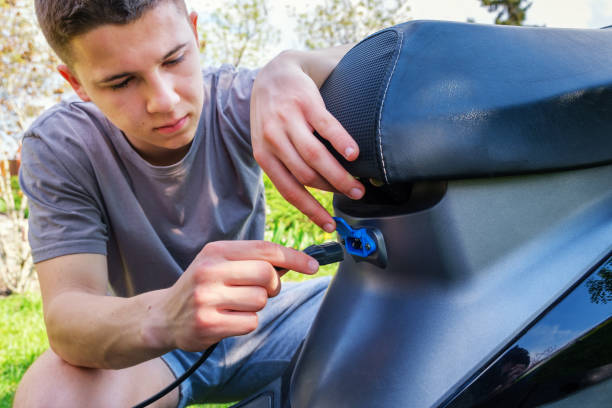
[0,158,32,294]
[194,0,279,67]
[295,0,411,50]
[586,263,612,304]
[480,0,532,26]
[0,0,67,157]
[0,0,69,293]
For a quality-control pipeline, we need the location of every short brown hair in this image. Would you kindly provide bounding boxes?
[35,0,188,65]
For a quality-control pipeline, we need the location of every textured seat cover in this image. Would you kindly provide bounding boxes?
[319,21,612,184]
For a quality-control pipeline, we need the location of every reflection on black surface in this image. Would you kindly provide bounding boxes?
[477,346,531,396]
[446,255,612,408]
[587,263,612,304]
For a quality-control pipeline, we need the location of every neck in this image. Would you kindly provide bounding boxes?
[142,143,192,166]
[122,132,193,166]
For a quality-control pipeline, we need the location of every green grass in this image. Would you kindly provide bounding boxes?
[0,178,336,407]
[0,175,26,215]
[263,175,337,280]
[0,293,48,407]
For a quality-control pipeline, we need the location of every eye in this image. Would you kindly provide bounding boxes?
[110,77,133,90]
[163,55,185,67]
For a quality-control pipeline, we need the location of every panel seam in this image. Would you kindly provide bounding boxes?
[377,30,403,185]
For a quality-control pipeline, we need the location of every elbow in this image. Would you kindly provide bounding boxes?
[43,301,111,369]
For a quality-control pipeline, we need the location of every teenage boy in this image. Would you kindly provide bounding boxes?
[14,1,365,407]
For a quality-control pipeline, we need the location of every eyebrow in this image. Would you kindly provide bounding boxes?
[96,42,188,85]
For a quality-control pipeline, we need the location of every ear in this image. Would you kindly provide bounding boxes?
[189,11,198,43]
[57,64,91,102]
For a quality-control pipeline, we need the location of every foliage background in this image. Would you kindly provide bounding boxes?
[0,0,67,156]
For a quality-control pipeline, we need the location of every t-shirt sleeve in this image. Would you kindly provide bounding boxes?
[19,126,108,263]
[207,65,259,149]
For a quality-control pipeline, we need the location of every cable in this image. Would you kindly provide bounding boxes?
[132,342,219,408]
[132,241,346,408]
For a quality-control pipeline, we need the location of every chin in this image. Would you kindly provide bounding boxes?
[166,135,195,151]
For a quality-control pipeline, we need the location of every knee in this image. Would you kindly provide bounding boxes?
[14,349,98,408]
[14,349,178,408]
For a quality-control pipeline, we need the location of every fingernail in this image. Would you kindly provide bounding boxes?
[350,188,364,199]
[308,260,319,273]
[323,223,335,233]
[344,146,355,159]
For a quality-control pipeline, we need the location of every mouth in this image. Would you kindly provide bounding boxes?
[154,114,189,134]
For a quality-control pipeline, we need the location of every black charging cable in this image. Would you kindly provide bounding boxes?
[132,342,218,408]
[132,241,344,408]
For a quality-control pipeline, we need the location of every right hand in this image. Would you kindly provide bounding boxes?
[250,50,364,233]
[161,240,319,352]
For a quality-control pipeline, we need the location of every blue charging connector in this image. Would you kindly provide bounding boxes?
[333,217,378,258]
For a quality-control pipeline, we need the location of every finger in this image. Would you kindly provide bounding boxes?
[263,132,337,192]
[191,308,259,342]
[217,285,270,312]
[269,276,282,297]
[263,157,336,232]
[302,94,360,162]
[214,310,259,337]
[208,239,320,275]
[287,119,364,200]
[221,260,281,296]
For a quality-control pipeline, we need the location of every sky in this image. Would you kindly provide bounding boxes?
[189,0,612,30]
[406,0,612,28]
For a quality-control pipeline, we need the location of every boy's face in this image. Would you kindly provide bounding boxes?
[58,2,204,165]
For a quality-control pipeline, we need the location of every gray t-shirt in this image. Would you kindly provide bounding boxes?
[19,66,265,297]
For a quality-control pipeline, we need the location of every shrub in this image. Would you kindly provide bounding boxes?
[0,158,34,294]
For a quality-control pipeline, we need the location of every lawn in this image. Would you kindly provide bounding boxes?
[0,293,47,408]
[0,178,336,407]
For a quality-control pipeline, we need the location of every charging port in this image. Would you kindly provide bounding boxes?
[333,217,388,268]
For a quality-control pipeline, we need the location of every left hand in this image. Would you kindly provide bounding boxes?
[250,50,365,232]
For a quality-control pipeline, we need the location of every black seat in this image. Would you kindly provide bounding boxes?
[319,20,612,184]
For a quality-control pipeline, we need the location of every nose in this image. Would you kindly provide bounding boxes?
[146,72,180,114]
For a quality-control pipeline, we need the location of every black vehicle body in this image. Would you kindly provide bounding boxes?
[234,21,612,407]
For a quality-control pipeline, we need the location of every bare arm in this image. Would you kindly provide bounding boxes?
[250,44,364,233]
[38,241,319,370]
[38,253,183,369]
[295,44,354,87]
